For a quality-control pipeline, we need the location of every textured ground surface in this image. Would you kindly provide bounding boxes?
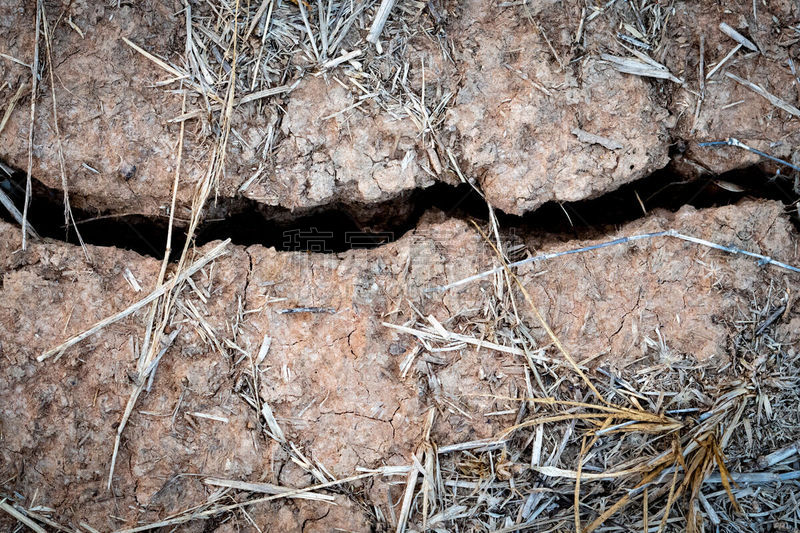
[2,0,800,531]
[444,0,673,215]
[667,1,800,176]
[2,1,798,219]
[1,200,798,530]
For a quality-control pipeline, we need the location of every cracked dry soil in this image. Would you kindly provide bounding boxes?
[1,1,800,532]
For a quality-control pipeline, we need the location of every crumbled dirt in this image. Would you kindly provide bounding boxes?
[241,74,437,209]
[1,199,797,530]
[444,0,673,215]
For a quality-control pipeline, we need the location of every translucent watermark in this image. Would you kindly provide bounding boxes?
[283,227,335,252]
[282,227,396,252]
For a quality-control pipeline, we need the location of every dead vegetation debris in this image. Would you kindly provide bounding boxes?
[382,243,800,533]
[3,1,800,532]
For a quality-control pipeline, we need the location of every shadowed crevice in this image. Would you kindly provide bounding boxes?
[0,159,797,259]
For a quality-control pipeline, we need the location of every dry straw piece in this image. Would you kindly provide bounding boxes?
[725,72,800,117]
[366,0,396,45]
[718,22,759,52]
[428,229,800,293]
[601,51,683,83]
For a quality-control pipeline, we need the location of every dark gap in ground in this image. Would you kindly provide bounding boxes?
[523,164,800,240]
[1,161,798,260]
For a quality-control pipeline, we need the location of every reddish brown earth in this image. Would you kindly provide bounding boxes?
[0,0,456,219]
[444,0,673,215]
[666,1,800,176]
[1,200,798,530]
[0,1,197,217]
[2,1,798,220]
[1,0,800,531]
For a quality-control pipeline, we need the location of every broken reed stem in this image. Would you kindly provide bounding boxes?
[396,451,421,533]
[705,43,741,80]
[296,0,320,62]
[108,384,143,489]
[726,71,800,117]
[718,22,758,52]
[698,137,800,172]
[22,0,42,250]
[382,321,555,364]
[0,500,46,533]
[114,472,382,533]
[574,436,587,532]
[12,506,69,532]
[0,83,27,137]
[36,239,231,362]
[140,90,186,371]
[121,37,184,82]
[204,477,334,501]
[366,0,395,44]
[167,82,297,123]
[427,229,800,293]
[41,4,89,261]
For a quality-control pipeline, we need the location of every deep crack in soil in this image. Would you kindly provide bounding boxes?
[1,158,798,258]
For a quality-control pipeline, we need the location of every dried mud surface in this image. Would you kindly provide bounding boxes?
[2,1,799,219]
[0,1,196,217]
[2,0,800,531]
[0,0,454,219]
[1,200,798,530]
[444,1,673,215]
[667,1,800,175]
